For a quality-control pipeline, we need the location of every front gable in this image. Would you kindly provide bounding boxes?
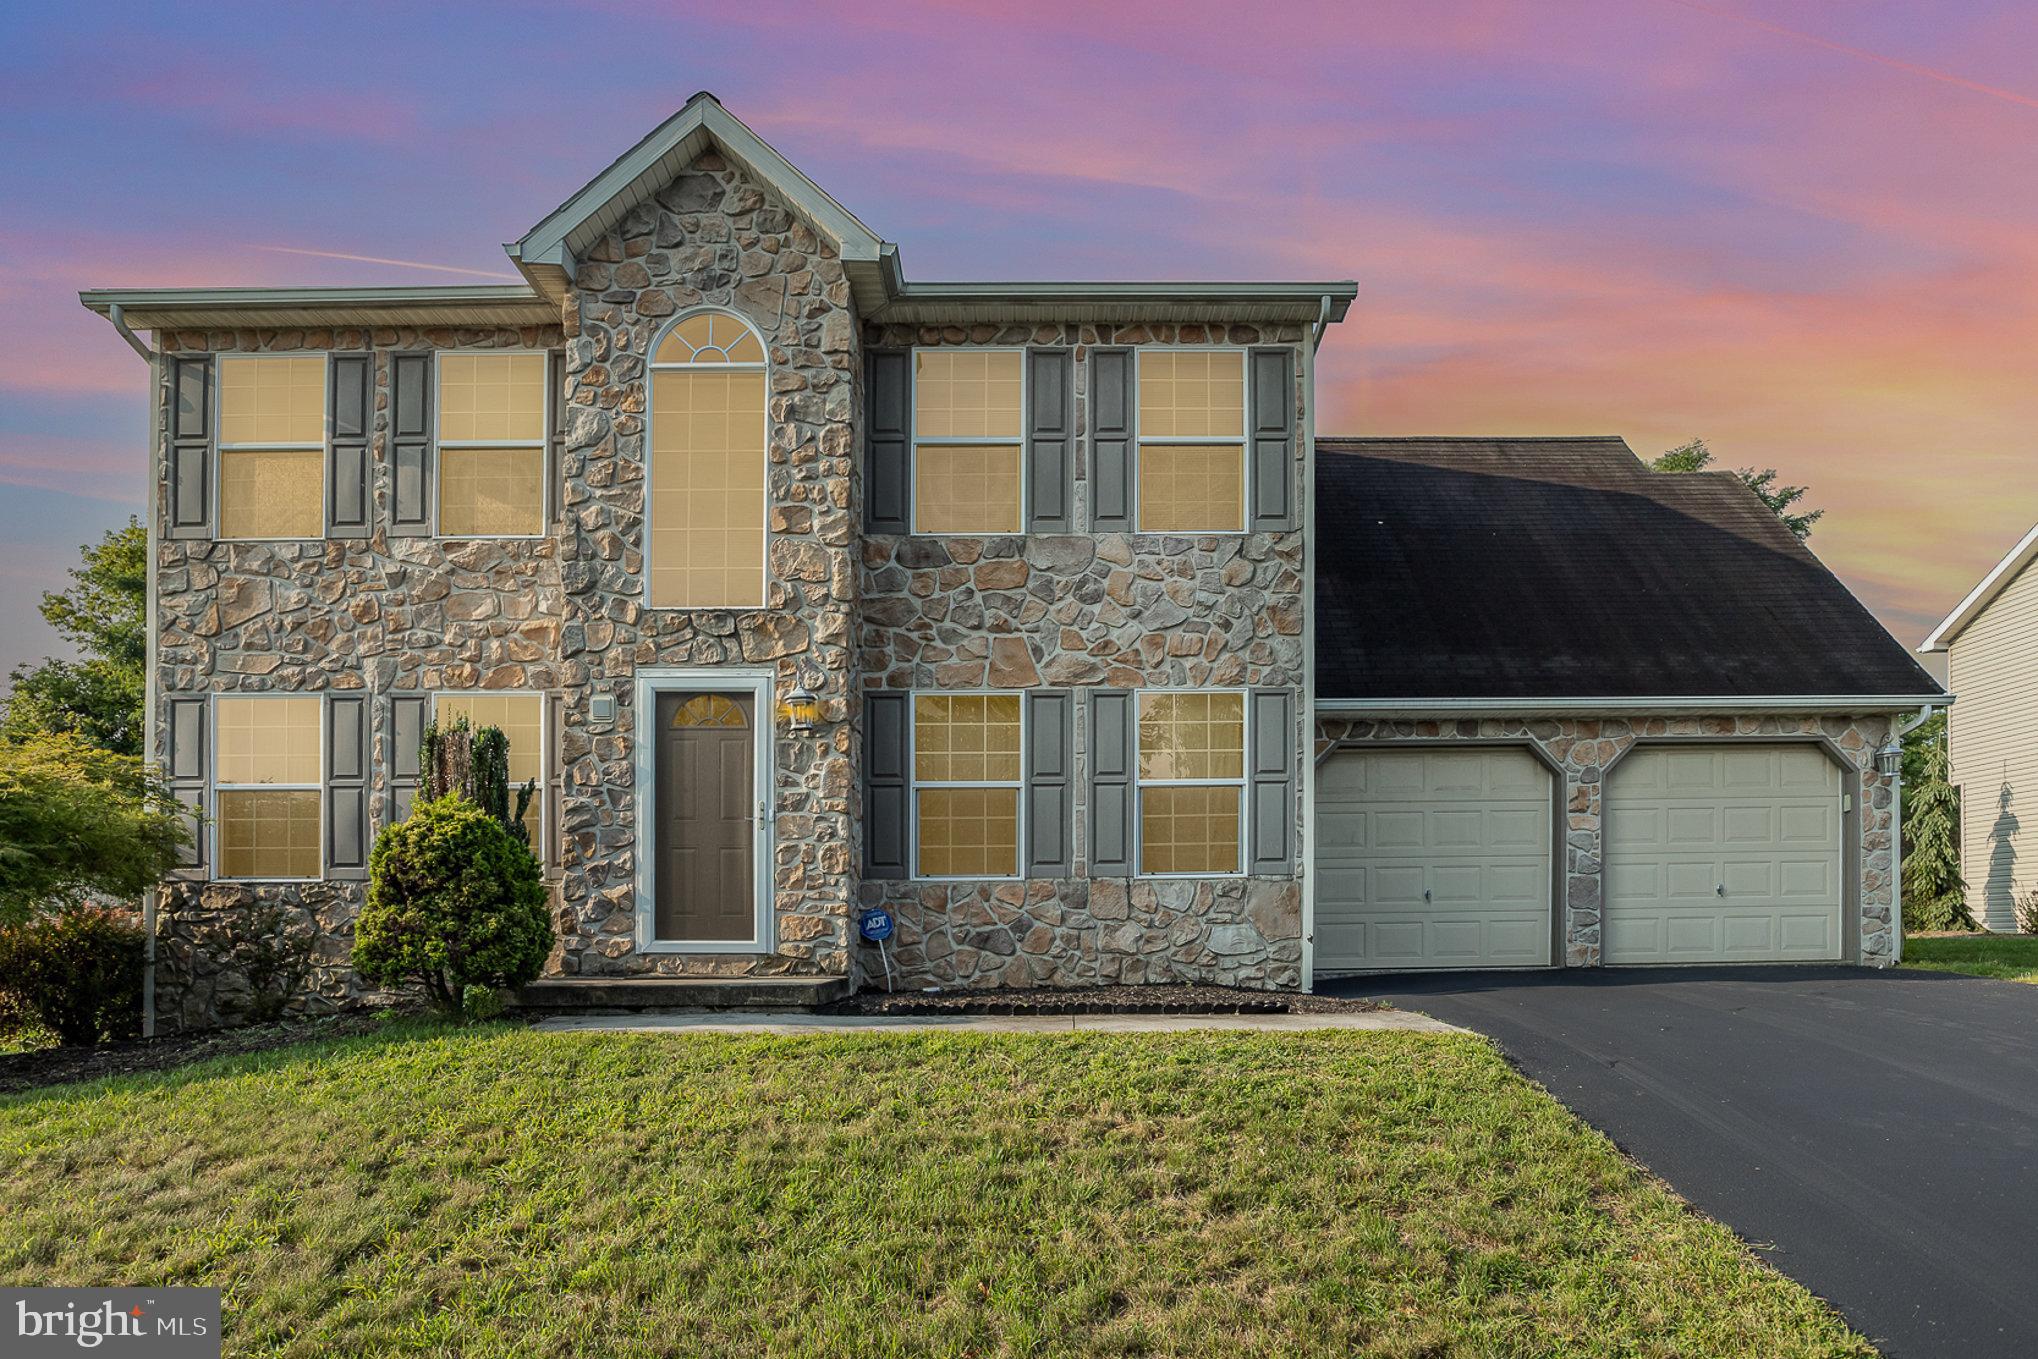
[508,91,898,315]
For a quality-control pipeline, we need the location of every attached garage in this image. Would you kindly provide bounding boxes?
[1315,747,1553,972]
[1311,435,1951,981]
[1604,744,1843,964]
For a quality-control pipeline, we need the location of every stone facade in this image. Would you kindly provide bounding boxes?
[854,320,1310,992]
[1314,713,1901,965]
[552,150,861,980]
[151,323,566,1025]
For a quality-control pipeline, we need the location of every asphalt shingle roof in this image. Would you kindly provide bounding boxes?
[1314,436,1942,701]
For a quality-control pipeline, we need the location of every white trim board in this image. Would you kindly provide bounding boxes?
[632,667,777,954]
[1920,521,2038,652]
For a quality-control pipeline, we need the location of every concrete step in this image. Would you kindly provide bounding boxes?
[514,974,852,1013]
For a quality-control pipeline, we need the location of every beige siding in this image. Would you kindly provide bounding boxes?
[1947,557,2038,930]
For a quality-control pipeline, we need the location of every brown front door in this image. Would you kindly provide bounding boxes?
[654,691,755,941]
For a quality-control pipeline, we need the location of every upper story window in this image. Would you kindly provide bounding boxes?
[1136,351,1246,533]
[913,350,1023,534]
[214,695,323,880]
[648,311,767,608]
[217,355,326,540]
[436,352,547,537]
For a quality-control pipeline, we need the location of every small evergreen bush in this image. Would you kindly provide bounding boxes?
[353,794,550,1014]
[0,904,146,1045]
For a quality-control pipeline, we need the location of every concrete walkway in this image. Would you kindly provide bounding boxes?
[533,1008,1461,1036]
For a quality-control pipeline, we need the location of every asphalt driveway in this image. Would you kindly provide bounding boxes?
[1327,965,2038,1359]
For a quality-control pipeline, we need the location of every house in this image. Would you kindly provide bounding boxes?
[80,95,1945,1031]
[1921,524,2038,931]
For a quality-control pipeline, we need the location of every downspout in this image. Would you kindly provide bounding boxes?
[112,306,161,1037]
[1299,295,1331,991]
[1886,703,1939,967]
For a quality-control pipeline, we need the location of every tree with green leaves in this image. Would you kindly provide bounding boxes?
[0,732,186,927]
[1650,439,1824,540]
[1900,714,1970,932]
[2,518,147,756]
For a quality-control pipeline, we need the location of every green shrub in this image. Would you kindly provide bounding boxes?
[0,905,146,1045]
[0,732,186,926]
[420,717,535,847]
[353,794,550,1014]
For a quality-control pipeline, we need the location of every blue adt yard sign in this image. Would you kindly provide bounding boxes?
[858,907,894,943]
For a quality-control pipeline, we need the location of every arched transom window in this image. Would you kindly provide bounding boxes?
[649,310,767,607]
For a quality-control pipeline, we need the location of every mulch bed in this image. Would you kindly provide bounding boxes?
[829,983,1384,1018]
[0,1012,393,1097]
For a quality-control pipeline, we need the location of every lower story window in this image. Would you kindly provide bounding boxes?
[913,692,1022,878]
[1136,690,1246,875]
[214,695,323,879]
[434,692,546,848]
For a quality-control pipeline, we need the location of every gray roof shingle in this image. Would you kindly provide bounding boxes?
[1314,436,1942,701]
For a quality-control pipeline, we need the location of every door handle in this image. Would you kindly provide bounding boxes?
[1423,888,1432,903]
[1715,884,1726,897]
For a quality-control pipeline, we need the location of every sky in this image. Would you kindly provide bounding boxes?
[3,0,2034,684]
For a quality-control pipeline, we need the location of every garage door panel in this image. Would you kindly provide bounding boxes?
[1606,744,1841,965]
[1314,748,1554,971]
[1373,809,1425,849]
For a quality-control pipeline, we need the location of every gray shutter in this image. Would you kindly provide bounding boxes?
[164,696,208,875]
[864,349,910,534]
[545,691,564,874]
[1024,689,1073,876]
[166,356,213,539]
[1248,688,1296,874]
[387,694,430,823]
[1089,348,1133,531]
[1087,688,1134,875]
[389,351,433,536]
[545,349,565,527]
[1025,349,1073,532]
[326,694,370,879]
[863,691,909,878]
[326,353,372,538]
[1249,348,1296,532]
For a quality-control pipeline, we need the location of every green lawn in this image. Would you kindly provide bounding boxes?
[0,1023,1871,1358]
[1902,932,2038,982]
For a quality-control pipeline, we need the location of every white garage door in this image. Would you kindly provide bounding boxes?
[1316,748,1553,971]
[1604,744,1843,964]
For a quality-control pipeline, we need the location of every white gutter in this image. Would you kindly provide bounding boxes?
[107,304,152,362]
[1319,694,1953,717]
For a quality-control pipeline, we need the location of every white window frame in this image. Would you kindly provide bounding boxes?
[214,351,329,543]
[431,690,550,860]
[909,689,1027,882]
[643,309,770,609]
[1131,346,1250,535]
[908,345,1028,536]
[432,347,552,541]
[633,667,776,952]
[1133,686,1249,880]
[210,692,324,883]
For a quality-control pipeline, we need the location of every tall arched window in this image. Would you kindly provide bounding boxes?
[648,310,768,608]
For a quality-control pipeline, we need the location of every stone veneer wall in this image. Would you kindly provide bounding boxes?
[552,150,861,980]
[853,322,1310,992]
[1315,713,1901,966]
[151,323,565,1030]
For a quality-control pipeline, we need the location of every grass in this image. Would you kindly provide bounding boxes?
[0,1022,1871,1358]
[1902,931,2038,982]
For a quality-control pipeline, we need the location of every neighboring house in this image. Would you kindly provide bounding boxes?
[1921,523,2038,931]
[79,96,1946,1030]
